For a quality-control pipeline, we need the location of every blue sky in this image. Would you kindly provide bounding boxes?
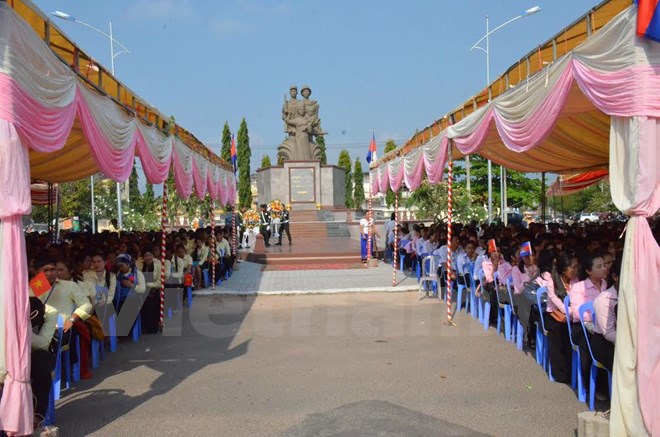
[33,0,603,172]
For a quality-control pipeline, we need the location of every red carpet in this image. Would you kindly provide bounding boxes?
[262,263,366,271]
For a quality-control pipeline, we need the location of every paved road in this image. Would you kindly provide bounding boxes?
[195,260,419,295]
[56,293,586,436]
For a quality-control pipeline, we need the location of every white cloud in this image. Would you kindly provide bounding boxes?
[125,0,194,22]
[239,0,291,16]
[209,18,256,35]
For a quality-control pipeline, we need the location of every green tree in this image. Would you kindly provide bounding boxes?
[453,155,542,212]
[220,122,232,163]
[353,159,365,210]
[383,139,401,207]
[316,135,327,165]
[553,180,616,216]
[338,149,353,208]
[59,179,92,221]
[128,164,140,206]
[237,118,252,208]
[260,154,272,168]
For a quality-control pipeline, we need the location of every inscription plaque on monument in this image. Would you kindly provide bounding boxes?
[289,168,315,203]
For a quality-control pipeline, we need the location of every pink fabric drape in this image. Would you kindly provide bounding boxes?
[0,74,77,153]
[631,117,660,433]
[135,133,172,185]
[0,119,33,436]
[403,151,425,191]
[387,159,405,193]
[0,73,235,200]
[192,156,208,200]
[424,135,449,185]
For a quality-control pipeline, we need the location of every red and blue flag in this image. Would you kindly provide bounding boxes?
[637,0,660,42]
[366,133,377,164]
[230,134,237,173]
[519,241,533,257]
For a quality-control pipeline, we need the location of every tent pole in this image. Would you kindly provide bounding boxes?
[560,177,564,223]
[367,173,373,264]
[541,172,546,225]
[90,175,96,234]
[392,192,398,286]
[445,139,454,325]
[47,183,53,241]
[211,199,216,290]
[54,183,61,241]
[159,182,168,332]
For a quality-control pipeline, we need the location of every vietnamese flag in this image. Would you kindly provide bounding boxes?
[29,271,52,297]
[487,239,498,254]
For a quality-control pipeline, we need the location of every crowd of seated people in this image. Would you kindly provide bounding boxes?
[393,217,659,405]
[22,225,237,427]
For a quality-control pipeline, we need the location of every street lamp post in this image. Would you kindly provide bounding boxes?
[51,11,132,231]
[470,6,541,224]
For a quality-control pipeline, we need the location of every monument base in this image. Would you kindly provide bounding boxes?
[257,160,345,210]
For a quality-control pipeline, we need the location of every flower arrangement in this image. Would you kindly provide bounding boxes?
[243,209,260,229]
[268,199,284,219]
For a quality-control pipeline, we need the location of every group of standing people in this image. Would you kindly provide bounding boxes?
[228,204,292,250]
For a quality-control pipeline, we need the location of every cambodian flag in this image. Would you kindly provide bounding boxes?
[366,133,377,164]
[230,134,237,173]
[637,0,660,42]
[520,241,533,257]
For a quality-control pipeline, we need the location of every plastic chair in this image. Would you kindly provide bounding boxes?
[493,272,510,340]
[535,287,554,380]
[456,262,473,314]
[469,268,479,320]
[202,269,210,288]
[44,381,56,425]
[52,316,66,401]
[418,255,438,299]
[578,301,612,411]
[477,273,491,331]
[186,286,193,307]
[506,276,525,351]
[564,295,586,403]
[109,313,118,352]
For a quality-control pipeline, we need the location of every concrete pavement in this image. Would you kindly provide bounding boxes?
[54,293,587,436]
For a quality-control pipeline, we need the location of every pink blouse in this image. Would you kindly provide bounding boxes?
[535,272,575,313]
[569,278,607,323]
[593,286,618,343]
[496,262,513,285]
[482,259,496,283]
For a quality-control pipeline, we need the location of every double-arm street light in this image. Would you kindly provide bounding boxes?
[51,10,132,231]
[470,6,542,224]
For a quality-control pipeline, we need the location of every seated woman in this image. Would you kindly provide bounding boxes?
[496,247,515,287]
[113,253,146,314]
[591,256,620,372]
[456,240,478,288]
[137,248,164,334]
[479,246,502,325]
[569,252,608,390]
[191,237,210,289]
[537,251,578,384]
[29,296,57,427]
[512,246,539,295]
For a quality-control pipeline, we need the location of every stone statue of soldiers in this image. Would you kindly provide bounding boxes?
[282,85,299,135]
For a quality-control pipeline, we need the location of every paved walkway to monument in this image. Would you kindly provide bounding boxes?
[195,259,419,295]
[53,293,588,436]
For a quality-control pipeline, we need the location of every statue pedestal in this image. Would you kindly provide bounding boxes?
[257,160,345,210]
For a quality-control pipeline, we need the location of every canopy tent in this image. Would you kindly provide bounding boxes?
[370,3,659,436]
[546,169,609,197]
[0,1,236,434]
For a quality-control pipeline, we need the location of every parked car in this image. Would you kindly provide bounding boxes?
[578,212,600,223]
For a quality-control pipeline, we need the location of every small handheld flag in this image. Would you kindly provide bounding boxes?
[230,134,237,173]
[519,241,533,257]
[30,271,51,297]
[637,0,660,42]
[366,133,377,164]
[487,239,498,254]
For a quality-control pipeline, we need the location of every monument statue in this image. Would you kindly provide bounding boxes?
[278,84,325,161]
